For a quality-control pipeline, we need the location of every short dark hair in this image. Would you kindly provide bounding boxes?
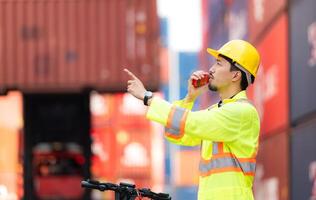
[219,54,255,90]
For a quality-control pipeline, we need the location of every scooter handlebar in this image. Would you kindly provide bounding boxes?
[81,180,107,191]
[81,179,171,200]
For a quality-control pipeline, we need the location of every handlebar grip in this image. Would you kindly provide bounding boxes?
[81,181,106,191]
[138,188,171,200]
[157,193,170,198]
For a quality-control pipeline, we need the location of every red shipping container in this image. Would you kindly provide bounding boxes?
[90,93,155,184]
[248,0,287,42]
[115,118,152,178]
[91,127,117,179]
[247,14,289,136]
[0,0,159,93]
[160,48,169,84]
[35,176,84,199]
[253,132,289,200]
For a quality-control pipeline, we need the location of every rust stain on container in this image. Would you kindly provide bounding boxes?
[0,0,159,93]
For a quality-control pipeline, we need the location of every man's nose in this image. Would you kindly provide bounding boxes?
[209,66,215,74]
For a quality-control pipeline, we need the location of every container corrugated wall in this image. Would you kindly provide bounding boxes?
[247,13,289,136]
[291,120,316,200]
[254,132,289,200]
[248,0,287,43]
[289,0,316,124]
[200,0,248,107]
[0,0,159,93]
[290,0,316,199]
[200,1,316,200]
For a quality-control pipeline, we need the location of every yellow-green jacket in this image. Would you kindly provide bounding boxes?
[146,91,260,200]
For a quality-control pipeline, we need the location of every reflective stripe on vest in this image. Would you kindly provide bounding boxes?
[212,141,224,154]
[199,153,256,176]
[165,106,189,139]
[199,141,256,177]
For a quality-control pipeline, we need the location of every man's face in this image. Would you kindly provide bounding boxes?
[208,56,236,91]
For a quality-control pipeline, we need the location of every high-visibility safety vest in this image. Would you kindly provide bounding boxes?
[146,90,260,200]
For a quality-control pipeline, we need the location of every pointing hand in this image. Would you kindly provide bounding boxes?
[124,68,147,100]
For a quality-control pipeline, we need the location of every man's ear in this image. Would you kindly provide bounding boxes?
[232,71,242,82]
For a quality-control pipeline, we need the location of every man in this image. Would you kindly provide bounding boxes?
[124,39,260,200]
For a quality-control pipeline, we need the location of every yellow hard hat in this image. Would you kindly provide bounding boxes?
[207,40,260,77]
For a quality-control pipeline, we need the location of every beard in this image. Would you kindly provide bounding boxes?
[208,83,218,91]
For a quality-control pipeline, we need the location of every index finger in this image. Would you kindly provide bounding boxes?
[124,68,139,80]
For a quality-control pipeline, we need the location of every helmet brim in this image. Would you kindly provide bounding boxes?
[207,48,220,59]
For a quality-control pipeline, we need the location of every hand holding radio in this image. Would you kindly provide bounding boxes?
[192,73,210,88]
[186,71,211,102]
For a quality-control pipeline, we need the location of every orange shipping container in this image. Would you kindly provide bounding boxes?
[0,0,159,93]
[174,150,200,186]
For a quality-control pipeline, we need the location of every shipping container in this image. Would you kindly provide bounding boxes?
[227,0,248,41]
[291,119,316,200]
[172,186,198,200]
[290,0,316,124]
[179,52,199,102]
[160,48,169,84]
[159,17,168,48]
[90,126,117,179]
[200,0,208,67]
[114,94,152,183]
[115,121,152,179]
[200,0,248,107]
[23,93,91,199]
[248,0,287,43]
[0,0,159,93]
[0,92,23,199]
[205,0,248,49]
[253,132,289,200]
[0,128,20,199]
[200,0,230,80]
[206,0,229,50]
[90,93,165,190]
[247,14,289,136]
[173,150,200,186]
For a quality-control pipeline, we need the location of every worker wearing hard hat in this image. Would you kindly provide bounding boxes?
[124,39,260,200]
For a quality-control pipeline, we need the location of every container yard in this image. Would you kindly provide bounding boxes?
[0,0,315,199]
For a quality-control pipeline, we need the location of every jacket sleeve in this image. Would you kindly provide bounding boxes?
[146,97,257,142]
[146,97,201,146]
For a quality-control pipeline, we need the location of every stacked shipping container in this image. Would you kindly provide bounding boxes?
[158,13,200,199]
[90,92,165,199]
[23,93,92,199]
[247,13,289,136]
[0,92,23,199]
[200,0,248,107]
[290,0,316,199]
[249,10,289,199]
[0,0,160,199]
[0,0,159,93]
[291,121,316,200]
[171,52,200,200]
[201,0,315,199]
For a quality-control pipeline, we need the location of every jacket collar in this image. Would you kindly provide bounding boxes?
[220,90,248,106]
